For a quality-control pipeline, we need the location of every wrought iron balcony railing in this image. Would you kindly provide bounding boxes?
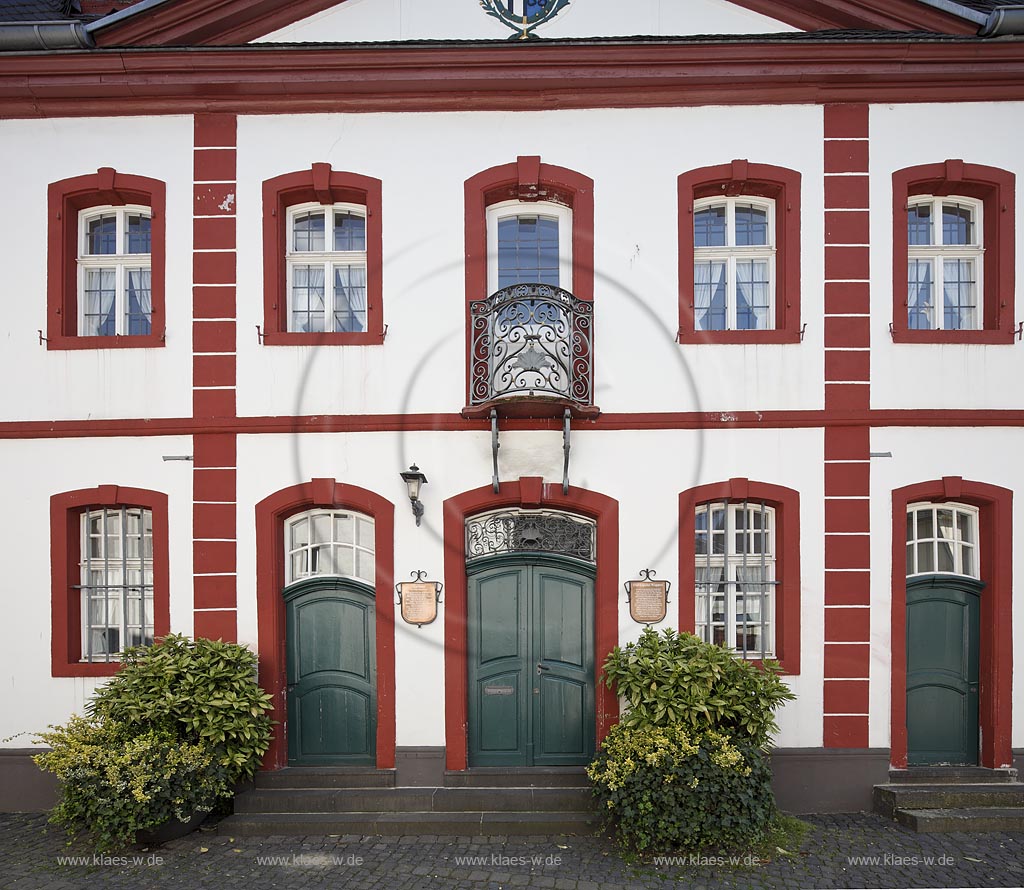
[468,283,594,412]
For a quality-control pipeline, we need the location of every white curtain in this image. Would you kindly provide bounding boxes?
[334,264,367,332]
[694,261,725,330]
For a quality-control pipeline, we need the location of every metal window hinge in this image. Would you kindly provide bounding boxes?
[1016,321,1023,342]
[799,323,807,342]
[256,324,265,344]
[37,330,47,345]
[889,322,895,339]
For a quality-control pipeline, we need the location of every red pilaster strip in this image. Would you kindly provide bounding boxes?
[823,104,871,746]
[193,114,237,641]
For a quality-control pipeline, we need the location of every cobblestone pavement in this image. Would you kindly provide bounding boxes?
[3,811,1023,890]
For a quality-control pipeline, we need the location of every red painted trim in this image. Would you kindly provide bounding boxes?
[729,0,976,33]
[7,43,1024,120]
[890,479,1013,769]
[464,158,594,406]
[891,162,1016,344]
[46,169,166,350]
[255,480,395,770]
[50,486,170,677]
[194,609,237,643]
[677,161,801,343]
[677,480,800,675]
[262,166,384,346]
[442,480,618,771]
[19,408,1024,439]
[93,0,352,47]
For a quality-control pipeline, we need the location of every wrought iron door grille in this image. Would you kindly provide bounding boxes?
[469,283,593,407]
[466,510,596,563]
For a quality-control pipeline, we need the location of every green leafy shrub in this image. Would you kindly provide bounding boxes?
[87,634,274,782]
[601,627,794,748]
[34,716,229,851]
[587,722,776,852]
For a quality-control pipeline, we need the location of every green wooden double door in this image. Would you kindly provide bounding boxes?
[906,575,982,766]
[468,557,596,766]
[285,578,376,765]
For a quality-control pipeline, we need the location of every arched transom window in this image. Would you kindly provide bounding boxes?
[286,509,375,586]
[906,502,979,578]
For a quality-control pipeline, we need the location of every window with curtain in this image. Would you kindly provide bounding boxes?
[286,203,368,334]
[694,501,775,658]
[78,206,152,337]
[79,506,154,661]
[693,197,775,332]
[906,197,983,331]
[905,502,979,578]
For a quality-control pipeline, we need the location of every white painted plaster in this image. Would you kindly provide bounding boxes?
[0,116,194,422]
[0,436,193,746]
[869,103,1024,411]
[235,105,824,419]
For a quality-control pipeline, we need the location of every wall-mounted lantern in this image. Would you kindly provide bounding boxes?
[624,569,671,625]
[396,570,442,627]
[399,464,428,526]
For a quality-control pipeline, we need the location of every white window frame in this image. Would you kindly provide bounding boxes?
[906,195,984,332]
[486,199,572,294]
[285,508,375,587]
[694,501,776,659]
[77,205,152,337]
[79,506,154,662]
[285,201,368,334]
[692,196,776,331]
[906,501,979,579]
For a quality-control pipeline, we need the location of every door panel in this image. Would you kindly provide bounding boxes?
[286,581,376,765]
[906,576,981,766]
[468,558,594,767]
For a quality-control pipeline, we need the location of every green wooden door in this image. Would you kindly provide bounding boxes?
[467,557,595,766]
[285,578,376,765]
[906,575,982,766]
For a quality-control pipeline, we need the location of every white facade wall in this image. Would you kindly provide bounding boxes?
[235,105,825,418]
[0,116,194,422]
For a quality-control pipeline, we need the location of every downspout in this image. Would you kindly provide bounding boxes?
[0,21,93,50]
[978,6,1024,37]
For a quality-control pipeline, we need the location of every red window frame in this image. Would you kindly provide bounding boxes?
[262,164,384,346]
[47,168,166,350]
[892,160,1016,344]
[678,478,800,675]
[678,160,802,344]
[50,485,171,678]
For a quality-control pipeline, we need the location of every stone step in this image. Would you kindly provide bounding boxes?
[887,767,1018,785]
[253,768,396,789]
[874,782,1024,817]
[234,786,595,815]
[444,768,590,788]
[218,810,598,837]
[894,807,1024,833]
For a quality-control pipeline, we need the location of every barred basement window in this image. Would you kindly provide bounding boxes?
[80,506,154,661]
[906,502,979,578]
[694,501,775,658]
[286,509,375,585]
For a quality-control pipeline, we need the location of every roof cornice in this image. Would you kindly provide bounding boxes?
[2,40,1024,118]
[85,0,980,47]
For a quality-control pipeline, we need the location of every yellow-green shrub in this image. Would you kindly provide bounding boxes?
[34,716,229,851]
[587,722,775,852]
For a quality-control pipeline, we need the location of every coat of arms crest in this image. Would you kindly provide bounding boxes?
[479,0,572,40]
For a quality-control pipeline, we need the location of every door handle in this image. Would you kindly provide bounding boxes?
[536,663,550,674]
